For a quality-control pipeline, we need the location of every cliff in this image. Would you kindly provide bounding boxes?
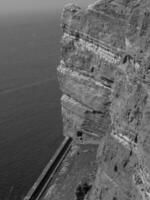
[47,0,150,199]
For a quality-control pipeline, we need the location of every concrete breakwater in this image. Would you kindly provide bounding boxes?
[23,137,72,200]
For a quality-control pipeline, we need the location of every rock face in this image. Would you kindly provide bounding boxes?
[58,0,150,199]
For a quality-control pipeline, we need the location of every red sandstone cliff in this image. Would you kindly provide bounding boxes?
[50,1,150,199]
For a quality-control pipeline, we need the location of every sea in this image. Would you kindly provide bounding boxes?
[0,11,63,200]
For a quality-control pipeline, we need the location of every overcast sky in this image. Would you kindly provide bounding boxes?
[0,0,96,15]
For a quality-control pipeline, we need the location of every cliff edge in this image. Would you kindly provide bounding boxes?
[47,0,150,199]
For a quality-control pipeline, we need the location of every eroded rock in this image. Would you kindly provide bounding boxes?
[57,0,150,199]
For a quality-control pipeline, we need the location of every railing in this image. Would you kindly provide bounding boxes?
[24,137,73,200]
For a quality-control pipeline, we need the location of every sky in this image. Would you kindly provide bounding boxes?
[0,0,96,15]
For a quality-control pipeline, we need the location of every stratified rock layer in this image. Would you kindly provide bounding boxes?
[58,0,150,199]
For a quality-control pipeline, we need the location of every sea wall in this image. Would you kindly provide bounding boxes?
[58,0,150,199]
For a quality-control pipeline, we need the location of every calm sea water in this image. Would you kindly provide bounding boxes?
[0,12,63,199]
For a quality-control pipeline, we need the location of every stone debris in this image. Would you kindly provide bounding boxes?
[43,184,57,200]
[56,0,150,199]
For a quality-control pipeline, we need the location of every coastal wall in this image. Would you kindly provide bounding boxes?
[58,0,150,199]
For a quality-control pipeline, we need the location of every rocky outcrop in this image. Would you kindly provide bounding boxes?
[58,0,150,199]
